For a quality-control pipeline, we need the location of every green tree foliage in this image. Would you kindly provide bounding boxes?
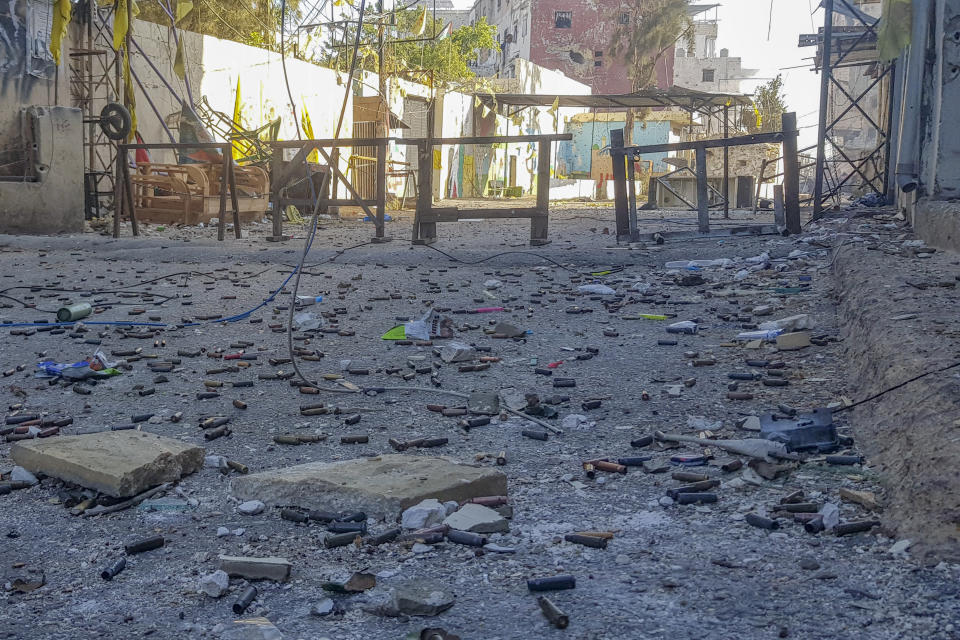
[608,0,693,143]
[138,0,299,51]
[752,74,787,133]
[319,8,498,88]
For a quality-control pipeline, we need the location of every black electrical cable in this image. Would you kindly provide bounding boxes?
[283,0,367,393]
[418,244,580,272]
[832,360,960,414]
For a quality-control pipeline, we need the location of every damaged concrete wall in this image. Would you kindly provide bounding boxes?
[0,1,82,234]
[527,0,674,94]
[903,0,960,251]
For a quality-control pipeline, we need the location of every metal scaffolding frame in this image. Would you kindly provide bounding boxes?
[806,0,894,218]
[69,0,122,219]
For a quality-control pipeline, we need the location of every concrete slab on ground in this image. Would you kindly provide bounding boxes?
[10,431,204,497]
[230,454,506,519]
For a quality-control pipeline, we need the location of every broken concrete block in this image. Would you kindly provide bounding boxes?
[219,555,292,581]
[442,503,509,533]
[10,466,38,485]
[467,391,500,415]
[493,322,525,338]
[839,488,881,511]
[760,314,815,332]
[391,580,455,616]
[738,416,762,432]
[440,341,475,363]
[198,570,230,598]
[220,617,284,640]
[231,455,506,520]
[401,499,447,530]
[776,332,811,351]
[10,431,204,498]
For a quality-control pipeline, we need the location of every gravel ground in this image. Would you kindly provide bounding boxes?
[1,208,958,640]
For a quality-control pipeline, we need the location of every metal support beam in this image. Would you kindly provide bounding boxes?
[723,104,730,218]
[781,112,802,234]
[611,129,630,241]
[813,0,834,219]
[695,146,709,234]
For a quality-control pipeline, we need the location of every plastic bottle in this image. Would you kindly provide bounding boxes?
[295,295,323,307]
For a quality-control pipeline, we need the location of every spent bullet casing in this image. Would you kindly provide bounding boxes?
[232,585,257,614]
[446,529,487,546]
[527,575,576,592]
[564,533,607,549]
[124,535,164,554]
[281,509,309,523]
[100,557,126,581]
[522,429,548,441]
[324,532,359,548]
[675,492,717,505]
[366,528,401,545]
[745,513,780,530]
[834,520,880,536]
[327,521,366,534]
[538,596,569,629]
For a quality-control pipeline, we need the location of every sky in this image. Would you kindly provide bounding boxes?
[710,0,825,147]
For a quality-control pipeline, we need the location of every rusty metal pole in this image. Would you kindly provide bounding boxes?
[611,128,630,241]
[723,104,729,218]
[695,145,709,233]
[812,0,834,219]
[782,111,801,234]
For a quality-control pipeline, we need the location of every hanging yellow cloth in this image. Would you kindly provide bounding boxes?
[49,0,72,65]
[173,38,186,79]
[113,0,139,51]
[175,0,194,24]
[123,51,137,141]
[232,77,246,161]
[877,0,912,61]
[301,101,319,163]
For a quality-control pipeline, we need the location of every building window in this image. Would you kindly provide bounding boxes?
[497,0,501,9]
[594,60,602,67]
[618,11,629,24]
[594,50,602,57]
[514,24,518,40]
[702,69,715,82]
[555,11,572,28]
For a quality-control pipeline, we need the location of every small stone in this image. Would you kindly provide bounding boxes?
[738,416,762,432]
[401,499,447,530]
[442,503,509,533]
[237,500,265,515]
[10,466,38,485]
[204,455,227,470]
[888,539,913,555]
[391,580,455,616]
[799,557,820,571]
[217,527,231,537]
[659,496,675,507]
[443,500,459,515]
[483,543,516,553]
[310,598,337,617]
[198,570,229,598]
[664,385,683,398]
[411,543,433,554]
